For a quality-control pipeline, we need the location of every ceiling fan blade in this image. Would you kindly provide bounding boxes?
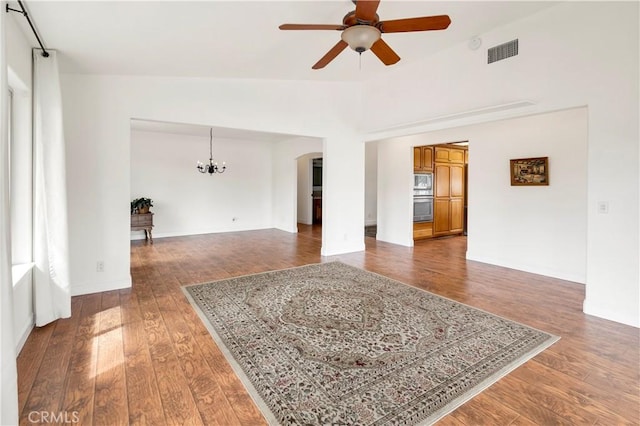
[312,40,348,69]
[279,24,345,31]
[378,15,451,33]
[370,39,401,66]
[355,0,381,23]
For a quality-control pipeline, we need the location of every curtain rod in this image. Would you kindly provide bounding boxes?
[6,0,49,57]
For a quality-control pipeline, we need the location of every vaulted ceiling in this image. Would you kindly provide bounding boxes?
[13,1,557,82]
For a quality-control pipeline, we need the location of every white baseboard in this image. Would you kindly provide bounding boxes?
[465,251,586,284]
[131,226,273,241]
[71,277,132,296]
[321,241,366,257]
[14,314,34,355]
[583,298,639,328]
[375,234,413,248]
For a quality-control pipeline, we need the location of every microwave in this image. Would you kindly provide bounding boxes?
[414,173,433,194]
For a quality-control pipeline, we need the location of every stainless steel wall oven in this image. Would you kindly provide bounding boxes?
[413,172,434,222]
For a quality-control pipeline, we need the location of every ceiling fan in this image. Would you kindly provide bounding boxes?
[279,0,451,69]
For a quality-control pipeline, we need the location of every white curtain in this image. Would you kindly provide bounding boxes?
[33,50,71,326]
[1,9,19,424]
[1,101,18,425]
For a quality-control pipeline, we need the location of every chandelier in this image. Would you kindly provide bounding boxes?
[197,128,226,175]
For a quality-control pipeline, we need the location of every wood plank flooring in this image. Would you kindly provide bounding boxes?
[17,225,639,425]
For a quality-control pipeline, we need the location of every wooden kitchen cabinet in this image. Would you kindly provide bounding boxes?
[413,143,467,240]
[413,146,433,172]
[435,163,463,197]
[435,164,450,197]
[450,198,464,233]
[433,199,450,234]
[434,162,465,237]
[434,146,465,164]
[413,221,433,239]
[450,165,464,198]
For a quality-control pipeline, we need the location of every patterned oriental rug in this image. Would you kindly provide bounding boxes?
[183,262,559,425]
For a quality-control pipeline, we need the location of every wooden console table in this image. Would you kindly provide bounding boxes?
[131,213,154,244]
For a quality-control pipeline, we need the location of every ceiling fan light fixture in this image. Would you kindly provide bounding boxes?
[341,25,381,52]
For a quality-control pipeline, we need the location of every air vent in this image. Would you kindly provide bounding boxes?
[488,39,518,64]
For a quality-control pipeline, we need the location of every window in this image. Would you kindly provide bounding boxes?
[8,83,33,268]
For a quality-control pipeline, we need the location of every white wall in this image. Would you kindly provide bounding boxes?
[321,133,366,256]
[6,11,34,352]
[364,142,377,226]
[61,75,361,295]
[296,155,311,225]
[377,108,588,282]
[11,267,33,352]
[272,138,322,233]
[365,2,639,326]
[376,141,414,247]
[1,10,19,426]
[131,130,274,238]
[58,2,637,325]
[466,109,587,282]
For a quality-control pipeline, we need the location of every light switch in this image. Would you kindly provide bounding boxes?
[597,201,609,214]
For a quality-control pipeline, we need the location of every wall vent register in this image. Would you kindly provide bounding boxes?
[488,39,518,64]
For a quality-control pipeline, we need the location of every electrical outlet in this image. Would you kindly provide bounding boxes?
[597,201,609,214]
[96,261,104,272]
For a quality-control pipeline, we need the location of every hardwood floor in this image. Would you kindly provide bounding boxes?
[17,225,639,425]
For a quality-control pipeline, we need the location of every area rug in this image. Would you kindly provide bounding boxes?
[183,262,559,425]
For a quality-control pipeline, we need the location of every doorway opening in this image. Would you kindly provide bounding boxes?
[312,158,322,224]
[296,152,322,230]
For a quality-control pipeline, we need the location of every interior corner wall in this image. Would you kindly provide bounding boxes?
[321,134,366,256]
[465,108,588,283]
[296,155,311,225]
[377,108,588,282]
[131,130,273,238]
[364,142,378,226]
[60,74,359,296]
[375,141,413,247]
[364,2,639,327]
[272,138,322,233]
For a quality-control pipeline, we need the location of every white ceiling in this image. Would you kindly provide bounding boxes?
[12,1,557,139]
[130,118,298,141]
[14,1,558,82]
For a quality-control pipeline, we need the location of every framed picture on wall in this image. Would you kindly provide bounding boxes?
[510,157,549,186]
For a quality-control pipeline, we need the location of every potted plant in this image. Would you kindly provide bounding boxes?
[131,197,153,214]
